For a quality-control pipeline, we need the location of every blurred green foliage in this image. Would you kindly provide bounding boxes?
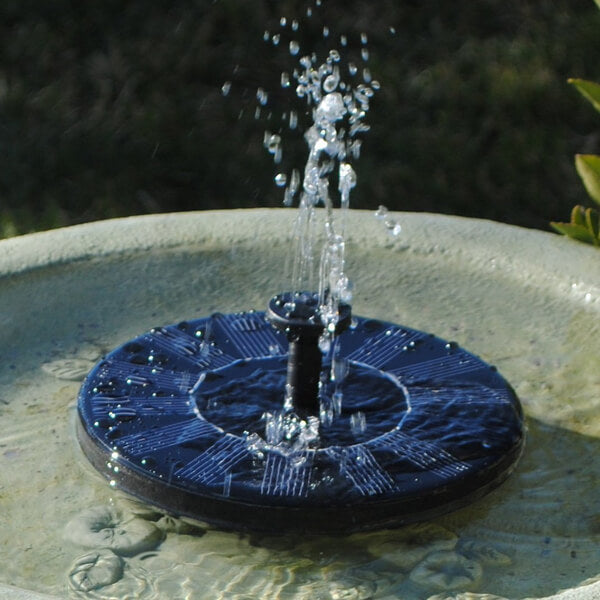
[0,0,599,238]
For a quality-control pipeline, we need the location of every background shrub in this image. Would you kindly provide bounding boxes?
[0,0,599,237]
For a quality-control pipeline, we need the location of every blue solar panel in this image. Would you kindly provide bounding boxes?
[77,311,524,533]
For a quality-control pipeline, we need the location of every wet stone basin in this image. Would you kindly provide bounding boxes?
[0,209,599,599]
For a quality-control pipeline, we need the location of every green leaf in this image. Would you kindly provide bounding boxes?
[550,221,597,245]
[575,154,600,205]
[584,208,600,245]
[568,78,600,114]
[571,204,586,226]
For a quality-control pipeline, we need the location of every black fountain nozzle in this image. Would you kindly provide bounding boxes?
[266,291,352,416]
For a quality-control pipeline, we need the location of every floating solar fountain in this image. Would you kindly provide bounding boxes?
[76,16,524,534]
[77,292,524,534]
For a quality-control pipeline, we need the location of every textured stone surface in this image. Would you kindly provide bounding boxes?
[67,549,124,592]
[64,506,163,556]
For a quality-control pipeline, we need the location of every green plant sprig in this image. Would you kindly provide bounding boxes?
[551,77,600,245]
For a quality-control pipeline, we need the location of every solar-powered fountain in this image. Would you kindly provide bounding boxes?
[76,287,524,534]
[75,18,525,534]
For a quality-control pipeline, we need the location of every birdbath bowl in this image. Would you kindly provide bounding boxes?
[1,209,599,599]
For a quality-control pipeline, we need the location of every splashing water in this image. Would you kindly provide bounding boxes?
[223,9,383,450]
[375,205,402,237]
[255,11,381,447]
[266,27,379,332]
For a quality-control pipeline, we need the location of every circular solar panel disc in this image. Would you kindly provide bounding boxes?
[77,311,524,534]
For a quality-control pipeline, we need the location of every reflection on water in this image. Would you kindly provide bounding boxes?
[1,239,600,599]
[54,419,600,599]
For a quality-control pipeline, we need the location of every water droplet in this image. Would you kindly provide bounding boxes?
[288,169,301,193]
[350,411,367,434]
[322,26,329,38]
[361,48,370,61]
[275,173,287,187]
[389,26,396,35]
[264,132,281,153]
[371,80,381,90]
[361,85,374,98]
[280,16,287,27]
[340,35,347,46]
[221,81,231,96]
[289,110,298,130]
[272,34,281,46]
[348,62,358,76]
[323,74,339,93]
[306,7,312,17]
[349,139,362,159]
[223,472,232,497]
[291,19,299,31]
[374,205,402,236]
[291,454,307,468]
[289,40,300,55]
[281,72,291,87]
[339,162,357,205]
[375,205,388,219]
[256,87,268,106]
[299,55,312,69]
[332,357,349,382]
[318,334,332,354]
[331,391,343,416]
[361,32,368,45]
[264,132,283,164]
[263,30,270,42]
[328,49,341,63]
[316,92,346,121]
[362,68,372,83]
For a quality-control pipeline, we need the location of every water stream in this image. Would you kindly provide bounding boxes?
[251,3,381,439]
